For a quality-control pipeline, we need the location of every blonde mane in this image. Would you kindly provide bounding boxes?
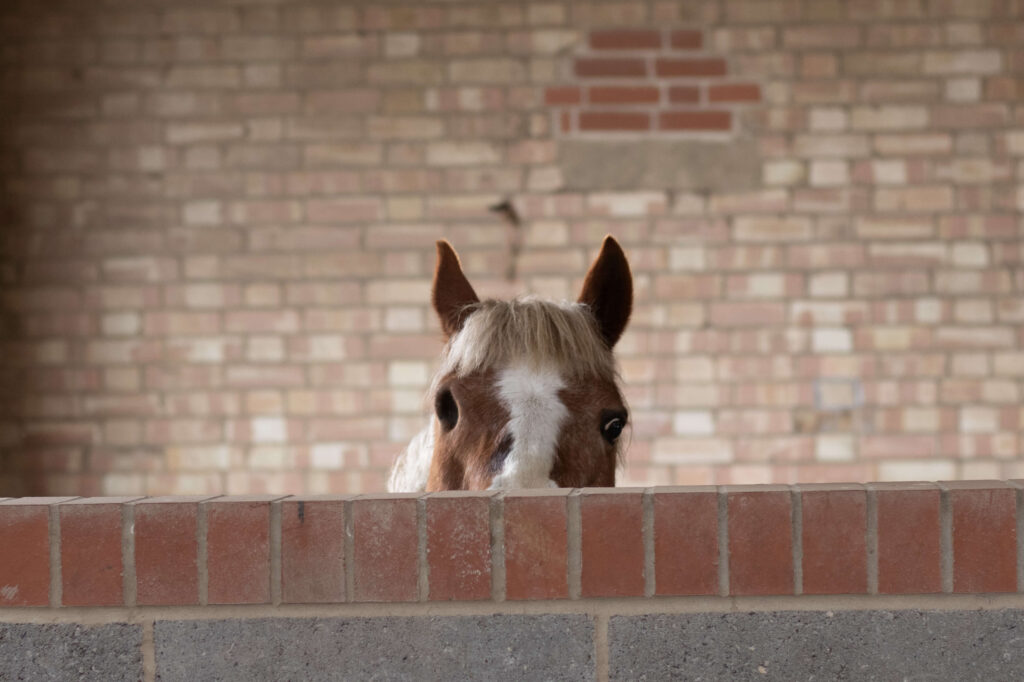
[432,298,620,394]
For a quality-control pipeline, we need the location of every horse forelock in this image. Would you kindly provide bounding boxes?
[431,297,620,397]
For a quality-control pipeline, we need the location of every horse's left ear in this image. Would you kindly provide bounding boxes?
[578,235,632,348]
[433,240,480,339]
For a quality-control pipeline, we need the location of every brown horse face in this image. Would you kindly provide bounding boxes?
[427,365,628,491]
[418,236,632,491]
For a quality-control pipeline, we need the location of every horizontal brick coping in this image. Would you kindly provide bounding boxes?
[0,482,1020,607]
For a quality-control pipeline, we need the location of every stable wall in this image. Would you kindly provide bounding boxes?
[2,1,1024,497]
[3,482,1024,680]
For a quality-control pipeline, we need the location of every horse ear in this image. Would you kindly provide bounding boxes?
[577,236,632,349]
[433,240,480,339]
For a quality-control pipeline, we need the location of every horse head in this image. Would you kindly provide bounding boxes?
[388,236,633,491]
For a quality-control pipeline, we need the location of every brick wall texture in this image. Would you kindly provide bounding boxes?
[1,483,1021,606]
[2,0,1024,496]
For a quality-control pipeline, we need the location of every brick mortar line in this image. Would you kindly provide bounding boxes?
[1013,481,1024,594]
[122,504,137,608]
[568,491,582,600]
[270,501,282,606]
[417,497,428,603]
[48,504,62,609]
[939,484,953,594]
[791,488,803,596]
[866,486,879,595]
[197,502,208,606]
[6,593,1024,626]
[642,489,654,598]
[717,489,729,597]
[343,498,355,603]
[490,494,506,602]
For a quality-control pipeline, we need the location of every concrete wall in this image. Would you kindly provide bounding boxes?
[2,483,1024,679]
[2,1,1024,496]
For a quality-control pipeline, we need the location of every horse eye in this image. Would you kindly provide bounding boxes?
[601,413,626,443]
[435,389,458,431]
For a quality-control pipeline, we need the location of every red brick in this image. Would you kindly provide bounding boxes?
[61,498,133,606]
[0,499,67,606]
[708,83,762,102]
[544,86,581,106]
[426,493,491,601]
[580,489,644,597]
[659,110,732,131]
[206,496,274,604]
[574,58,647,78]
[579,111,651,132]
[590,29,662,50]
[873,483,941,594]
[504,491,568,600]
[669,30,703,50]
[588,86,660,105]
[668,86,700,103]
[800,485,867,595]
[352,495,418,602]
[281,496,346,604]
[655,57,727,77]
[134,497,202,606]
[654,488,718,596]
[948,481,1017,593]
[728,487,793,596]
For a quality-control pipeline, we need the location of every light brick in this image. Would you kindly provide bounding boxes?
[762,160,806,186]
[874,133,953,155]
[809,107,849,131]
[851,106,929,131]
[922,49,1002,75]
[856,217,934,239]
[809,272,848,298]
[812,328,853,353]
[793,134,870,158]
[945,77,981,102]
[809,160,849,187]
[816,434,854,462]
[673,411,715,435]
[734,217,812,242]
[183,201,222,226]
[426,142,501,166]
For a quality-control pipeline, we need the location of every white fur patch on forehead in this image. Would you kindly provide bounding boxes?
[488,365,568,489]
[437,298,618,392]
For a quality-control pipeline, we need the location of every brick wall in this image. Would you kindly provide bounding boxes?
[1,1,1023,496]
[1,485,1024,679]
[10,484,1020,606]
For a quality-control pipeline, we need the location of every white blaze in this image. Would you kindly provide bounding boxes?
[489,365,567,489]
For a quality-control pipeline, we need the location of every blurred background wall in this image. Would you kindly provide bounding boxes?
[1,0,1023,496]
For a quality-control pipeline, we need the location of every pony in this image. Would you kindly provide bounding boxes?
[387,236,633,491]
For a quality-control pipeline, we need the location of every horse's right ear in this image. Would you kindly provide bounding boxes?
[432,240,480,339]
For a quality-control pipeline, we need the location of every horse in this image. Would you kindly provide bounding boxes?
[387,236,633,492]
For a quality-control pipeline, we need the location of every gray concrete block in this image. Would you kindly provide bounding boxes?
[610,609,1024,681]
[0,623,142,681]
[155,615,593,681]
[559,139,760,191]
